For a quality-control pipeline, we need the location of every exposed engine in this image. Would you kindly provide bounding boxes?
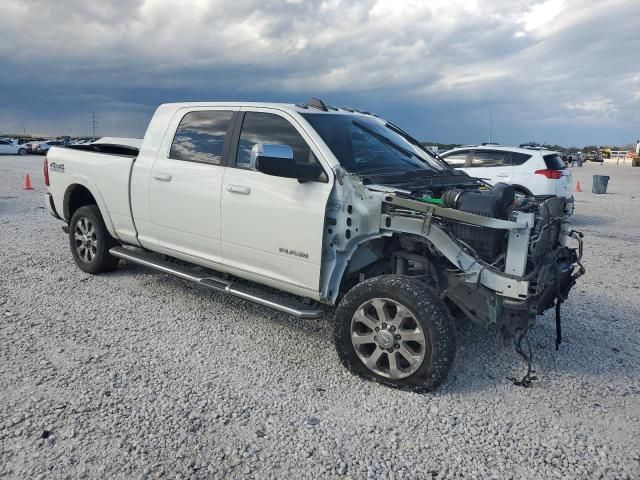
[440,183,515,263]
[386,181,584,334]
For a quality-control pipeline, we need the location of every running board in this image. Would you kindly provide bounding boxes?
[109,246,325,319]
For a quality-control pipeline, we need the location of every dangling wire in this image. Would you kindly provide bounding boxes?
[555,300,562,351]
[508,328,538,388]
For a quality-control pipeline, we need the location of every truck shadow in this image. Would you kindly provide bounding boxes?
[108,263,640,395]
[570,212,615,228]
[443,299,640,395]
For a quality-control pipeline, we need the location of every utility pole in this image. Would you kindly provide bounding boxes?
[91,112,98,140]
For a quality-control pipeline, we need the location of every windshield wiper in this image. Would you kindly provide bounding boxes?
[356,169,448,187]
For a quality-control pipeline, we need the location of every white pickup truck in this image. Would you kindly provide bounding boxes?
[45,98,584,391]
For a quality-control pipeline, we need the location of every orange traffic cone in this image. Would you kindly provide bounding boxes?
[23,174,33,190]
[574,181,582,193]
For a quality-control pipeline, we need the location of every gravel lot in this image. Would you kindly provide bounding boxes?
[1,155,639,479]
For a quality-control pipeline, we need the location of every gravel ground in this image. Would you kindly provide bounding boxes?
[1,155,639,479]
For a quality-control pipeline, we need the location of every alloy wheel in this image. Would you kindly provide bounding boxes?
[74,217,97,263]
[350,298,427,379]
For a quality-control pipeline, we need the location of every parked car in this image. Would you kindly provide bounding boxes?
[440,145,574,214]
[585,150,604,162]
[24,141,40,153]
[33,140,65,154]
[44,99,584,391]
[0,139,28,156]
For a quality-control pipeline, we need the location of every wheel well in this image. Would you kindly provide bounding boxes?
[64,184,97,221]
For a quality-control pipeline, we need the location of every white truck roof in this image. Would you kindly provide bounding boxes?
[154,101,370,117]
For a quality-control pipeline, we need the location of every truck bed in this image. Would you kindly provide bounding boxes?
[46,145,138,245]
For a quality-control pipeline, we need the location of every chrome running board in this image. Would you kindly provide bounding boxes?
[109,246,325,319]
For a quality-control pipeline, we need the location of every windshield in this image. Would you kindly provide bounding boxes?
[301,113,449,176]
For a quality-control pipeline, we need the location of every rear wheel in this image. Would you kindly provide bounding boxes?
[69,205,119,273]
[334,275,456,392]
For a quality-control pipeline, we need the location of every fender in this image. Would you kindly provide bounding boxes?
[63,175,119,240]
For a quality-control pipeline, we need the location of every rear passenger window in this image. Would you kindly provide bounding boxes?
[470,150,509,167]
[543,154,566,170]
[511,152,532,165]
[236,112,318,169]
[170,110,233,164]
[441,150,469,167]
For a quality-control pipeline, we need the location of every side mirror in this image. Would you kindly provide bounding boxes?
[253,143,324,182]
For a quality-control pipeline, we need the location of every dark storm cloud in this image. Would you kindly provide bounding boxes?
[1,0,638,145]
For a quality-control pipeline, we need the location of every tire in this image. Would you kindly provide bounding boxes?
[69,205,119,273]
[334,275,456,392]
[18,148,27,156]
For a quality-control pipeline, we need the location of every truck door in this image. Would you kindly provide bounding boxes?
[220,109,333,294]
[148,108,237,265]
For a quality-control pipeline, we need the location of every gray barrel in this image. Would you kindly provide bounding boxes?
[576,157,583,167]
[592,175,609,194]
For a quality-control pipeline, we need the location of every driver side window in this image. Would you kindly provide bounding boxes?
[236,112,319,169]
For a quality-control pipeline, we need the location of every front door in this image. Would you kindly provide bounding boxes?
[220,109,333,295]
[148,108,237,265]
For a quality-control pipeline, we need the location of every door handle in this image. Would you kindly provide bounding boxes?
[152,173,172,182]
[226,185,251,195]
[496,174,509,177]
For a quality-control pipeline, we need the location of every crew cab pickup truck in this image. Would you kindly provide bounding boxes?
[45,98,584,391]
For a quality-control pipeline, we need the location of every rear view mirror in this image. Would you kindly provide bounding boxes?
[253,144,325,182]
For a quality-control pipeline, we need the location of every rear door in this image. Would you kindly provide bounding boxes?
[467,149,513,185]
[220,108,333,294]
[148,108,237,265]
[509,151,534,190]
[0,140,11,154]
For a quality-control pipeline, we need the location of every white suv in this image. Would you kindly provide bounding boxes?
[440,145,574,213]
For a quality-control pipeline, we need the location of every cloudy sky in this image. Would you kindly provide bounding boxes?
[1,0,639,146]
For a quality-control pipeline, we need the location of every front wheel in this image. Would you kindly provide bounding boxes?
[69,205,119,273]
[334,275,456,392]
[18,148,27,156]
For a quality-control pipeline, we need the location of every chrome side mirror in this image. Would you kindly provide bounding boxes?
[253,143,324,182]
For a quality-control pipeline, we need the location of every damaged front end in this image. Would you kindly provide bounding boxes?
[381,184,585,346]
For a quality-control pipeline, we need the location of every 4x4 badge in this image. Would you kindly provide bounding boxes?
[49,162,65,173]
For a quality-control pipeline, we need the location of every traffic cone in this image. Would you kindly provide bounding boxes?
[574,181,582,193]
[23,174,33,190]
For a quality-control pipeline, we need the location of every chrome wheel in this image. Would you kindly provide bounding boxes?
[350,298,427,379]
[74,217,97,263]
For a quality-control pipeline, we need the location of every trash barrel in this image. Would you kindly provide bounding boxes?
[592,175,609,194]
[576,157,583,167]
